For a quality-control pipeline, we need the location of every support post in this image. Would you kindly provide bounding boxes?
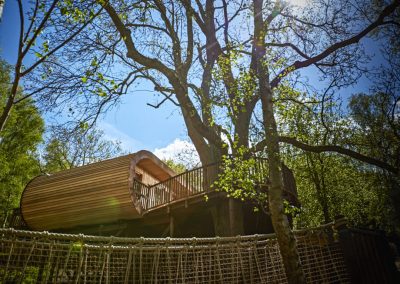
[169,215,174,237]
[229,199,244,236]
[210,199,244,236]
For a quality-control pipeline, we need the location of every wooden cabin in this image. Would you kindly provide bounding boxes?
[21,151,176,231]
[20,151,299,237]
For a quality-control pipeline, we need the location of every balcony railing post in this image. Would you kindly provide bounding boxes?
[168,180,171,204]
[146,186,150,210]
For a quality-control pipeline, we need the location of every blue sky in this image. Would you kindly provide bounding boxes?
[0,0,188,155]
[0,1,385,159]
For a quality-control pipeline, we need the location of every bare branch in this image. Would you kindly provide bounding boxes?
[102,1,175,79]
[266,42,310,60]
[21,0,59,58]
[21,8,102,76]
[253,136,399,175]
[125,23,170,35]
[23,0,39,43]
[270,0,400,88]
[147,92,180,108]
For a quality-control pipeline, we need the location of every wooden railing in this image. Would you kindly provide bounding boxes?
[133,158,298,212]
[131,178,151,212]
[141,162,221,210]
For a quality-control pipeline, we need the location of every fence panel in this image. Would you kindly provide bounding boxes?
[0,226,350,283]
[339,228,400,283]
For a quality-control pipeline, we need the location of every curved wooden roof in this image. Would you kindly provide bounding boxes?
[21,150,176,231]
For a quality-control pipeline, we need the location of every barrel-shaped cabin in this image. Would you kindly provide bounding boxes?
[20,151,176,231]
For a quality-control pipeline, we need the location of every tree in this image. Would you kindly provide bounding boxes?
[0,0,100,132]
[31,0,398,172]
[349,92,399,172]
[0,60,44,226]
[43,125,122,172]
[348,91,400,231]
[272,87,397,231]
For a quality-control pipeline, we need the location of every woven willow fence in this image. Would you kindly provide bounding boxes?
[0,225,349,283]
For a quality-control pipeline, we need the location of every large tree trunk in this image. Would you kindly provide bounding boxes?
[260,84,305,284]
[253,0,305,282]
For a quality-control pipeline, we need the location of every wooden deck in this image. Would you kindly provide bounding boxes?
[134,158,299,215]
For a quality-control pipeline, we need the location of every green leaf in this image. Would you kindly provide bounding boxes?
[60,7,68,16]
[79,121,89,130]
[42,40,49,53]
[96,72,104,81]
[96,87,107,97]
[91,58,98,67]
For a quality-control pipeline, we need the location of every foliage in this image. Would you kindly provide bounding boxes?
[162,159,187,174]
[348,92,399,169]
[347,92,400,232]
[289,152,392,230]
[212,148,269,211]
[42,126,122,172]
[0,61,44,226]
[272,86,400,232]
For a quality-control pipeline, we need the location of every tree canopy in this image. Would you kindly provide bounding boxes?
[42,125,122,173]
[0,60,44,226]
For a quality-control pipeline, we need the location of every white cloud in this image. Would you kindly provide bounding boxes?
[154,139,200,168]
[99,122,143,153]
[287,0,311,8]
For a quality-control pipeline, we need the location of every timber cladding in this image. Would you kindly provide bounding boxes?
[20,151,176,231]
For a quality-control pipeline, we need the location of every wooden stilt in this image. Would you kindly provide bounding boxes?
[169,215,174,237]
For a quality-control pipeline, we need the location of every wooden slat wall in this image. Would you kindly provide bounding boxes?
[21,154,142,231]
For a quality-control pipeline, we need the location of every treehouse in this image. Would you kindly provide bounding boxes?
[20,150,299,237]
[21,151,176,231]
